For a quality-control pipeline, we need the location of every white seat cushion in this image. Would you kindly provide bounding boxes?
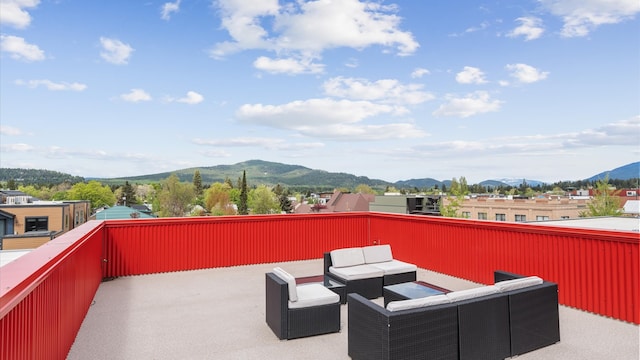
[362,245,393,264]
[495,276,543,292]
[330,247,365,268]
[288,284,339,309]
[446,285,500,302]
[272,267,297,302]
[329,264,384,280]
[387,294,451,312]
[368,259,417,275]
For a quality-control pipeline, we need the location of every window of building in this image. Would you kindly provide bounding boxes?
[478,212,487,220]
[561,216,570,219]
[461,211,471,218]
[495,213,506,221]
[536,216,550,221]
[25,217,48,232]
[515,214,526,222]
[627,191,637,197]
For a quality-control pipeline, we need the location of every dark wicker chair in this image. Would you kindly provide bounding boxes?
[494,270,561,357]
[265,272,340,340]
[348,293,459,360]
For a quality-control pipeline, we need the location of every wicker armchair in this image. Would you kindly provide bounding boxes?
[265,268,340,340]
[494,270,560,356]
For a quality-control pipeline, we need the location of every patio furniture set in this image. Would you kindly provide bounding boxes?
[265,245,560,359]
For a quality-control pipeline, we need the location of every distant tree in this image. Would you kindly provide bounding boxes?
[204,182,236,215]
[238,171,248,215]
[7,179,17,190]
[156,174,195,217]
[355,184,376,194]
[120,181,137,205]
[249,185,280,214]
[193,170,203,197]
[224,176,234,189]
[440,177,469,218]
[67,180,116,210]
[581,176,623,217]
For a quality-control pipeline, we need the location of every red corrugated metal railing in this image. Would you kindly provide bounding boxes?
[0,221,104,360]
[368,212,639,324]
[102,213,371,277]
[0,213,638,360]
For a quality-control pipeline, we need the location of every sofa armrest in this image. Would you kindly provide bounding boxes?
[265,273,289,340]
[323,252,332,275]
[348,293,390,360]
[494,270,525,283]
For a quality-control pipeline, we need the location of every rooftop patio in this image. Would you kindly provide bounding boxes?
[66,259,639,360]
[1,213,638,359]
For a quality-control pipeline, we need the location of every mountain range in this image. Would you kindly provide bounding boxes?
[1,160,637,190]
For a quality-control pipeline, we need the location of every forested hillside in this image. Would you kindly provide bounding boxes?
[0,168,84,186]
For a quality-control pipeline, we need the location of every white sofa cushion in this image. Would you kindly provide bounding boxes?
[330,247,365,268]
[289,283,340,309]
[362,245,393,264]
[329,264,384,280]
[495,276,543,292]
[446,285,500,302]
[272,267,298,302]
[368,259,417,275]
[386,294,451,312]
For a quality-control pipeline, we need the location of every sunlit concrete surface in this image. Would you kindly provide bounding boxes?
[68,259,639,360]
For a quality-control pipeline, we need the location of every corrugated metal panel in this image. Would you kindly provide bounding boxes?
[368,213,639,324]
[0,221,103,360]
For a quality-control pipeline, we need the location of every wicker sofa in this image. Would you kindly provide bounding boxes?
[324,245,417,299]
[348,270,560,360]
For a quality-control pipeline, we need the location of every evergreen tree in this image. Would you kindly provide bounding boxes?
[121,181,137,205]
[193,170,203,197]
[238,170,248,215]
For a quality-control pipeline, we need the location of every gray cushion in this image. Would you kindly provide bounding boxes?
[288,284,339,309]
[446,285,500,302]
[362,245,393,264]
[387,294,451,311]
[329,264,384,280]
[495,276,543,292]
[368,259,417,275]
[330,247,365,268]
[272,267,297,302]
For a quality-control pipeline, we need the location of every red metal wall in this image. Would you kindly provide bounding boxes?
[0,221,104,360]
[368,213,639,324]
[102,213,371,277]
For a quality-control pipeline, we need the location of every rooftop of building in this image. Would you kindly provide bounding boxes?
[66,259,639,360]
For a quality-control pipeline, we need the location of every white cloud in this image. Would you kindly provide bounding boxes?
[539,0,640,37]
[0,34,45,61]
[211,0,418,62]
[456,66,488,84]
[433,91,503,118]
[100,37,134,65]
[253,56,324,74]
[15,79,87,91]
[177,91,204,104]
[0,0,39,29]
[193,137,325,151]
[411,68,430,78]
[507,17,544,40]
[161,0,181,20]
[506,63,549,83]
[322,76,434,105]
[120,89,152,102]
[0,125,23,136]
[0,142,34,152]
[236,98,425,140]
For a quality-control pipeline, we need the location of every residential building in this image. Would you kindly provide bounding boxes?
[443,196,589,222]
[294,190,374,213]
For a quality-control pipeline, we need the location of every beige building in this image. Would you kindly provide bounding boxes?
[443,196,589,222]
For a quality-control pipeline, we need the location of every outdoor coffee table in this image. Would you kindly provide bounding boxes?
[296,275,347,304]
[383,281,451,307]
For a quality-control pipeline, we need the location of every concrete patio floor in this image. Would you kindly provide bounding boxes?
[67,259,639,360]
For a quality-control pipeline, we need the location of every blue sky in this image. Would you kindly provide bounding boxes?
[1,0,638,184]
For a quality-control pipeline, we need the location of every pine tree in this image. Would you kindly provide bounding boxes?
[193,170,203,197]
[238,170,248,215]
